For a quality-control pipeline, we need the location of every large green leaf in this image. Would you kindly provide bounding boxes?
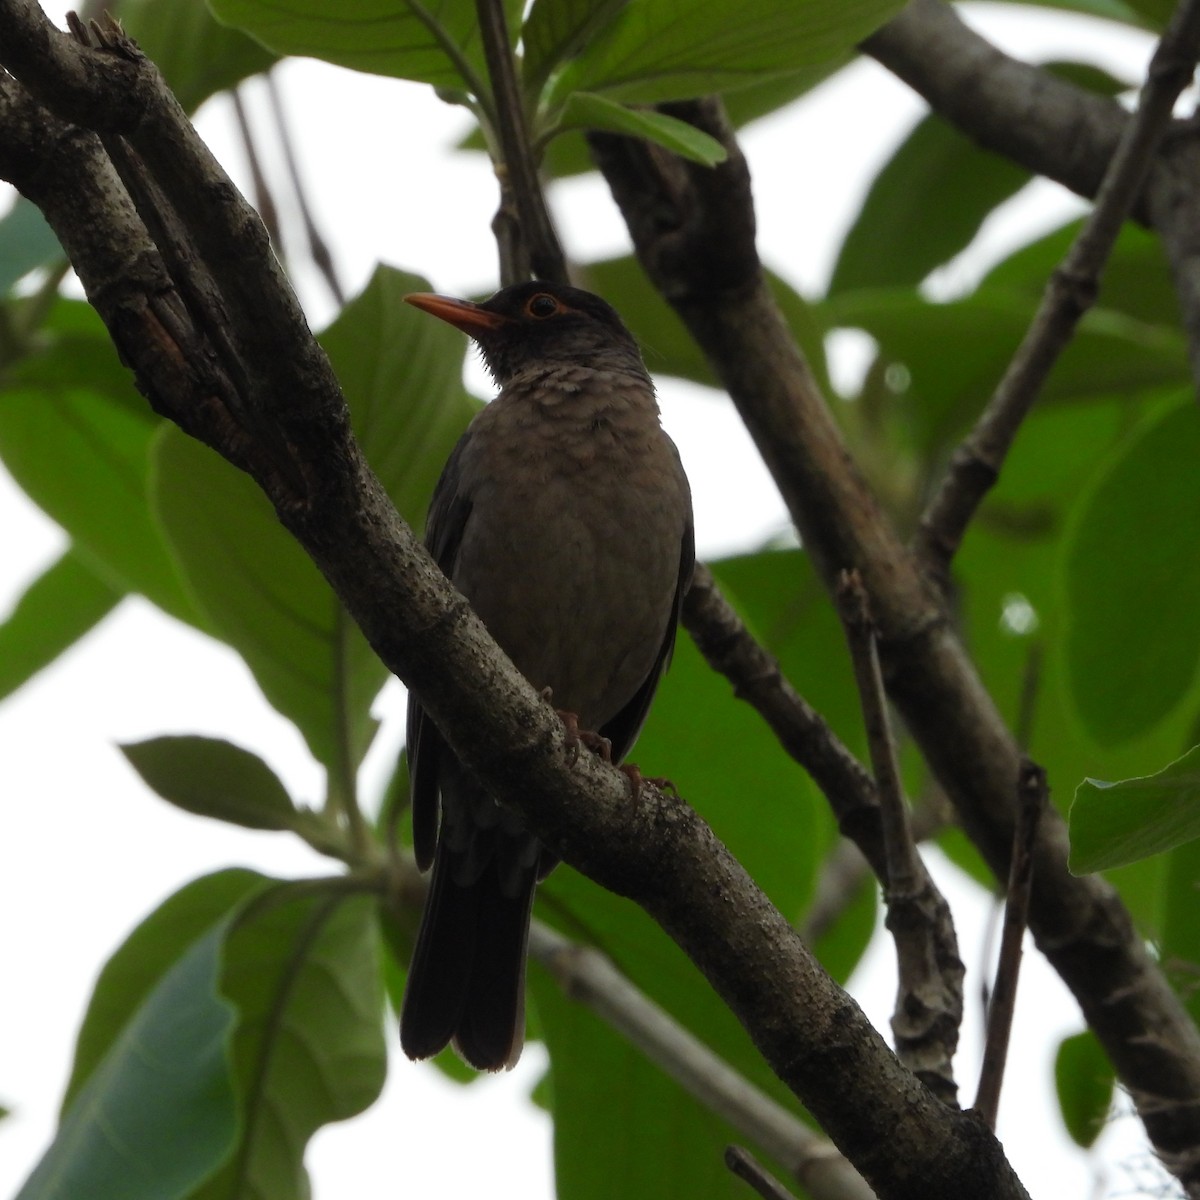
[556,92,727,165]
[0,382,199,624]
[316,265,479,529]
[1070,744,1200,873]
[0,548,121,703]
[822,288,1189,454]
[191,887,386,1200]
[19,916,244,1200]
[151,267,475,768]
[550,0,907,105]
[121,736,300,832]
[828,113,1030,296]
[210,0,518,91]
[580,255,829,396]
[982,219,1180,331]
[522,0,629,93]
[121,0,276,113]
[950,394,1200,912]
[63,871,269,1109]
[1053,1030,1114,1149]
[1063,401,1200,744]
[153,427,384,770]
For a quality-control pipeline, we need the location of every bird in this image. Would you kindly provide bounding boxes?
[399,280,694,1071]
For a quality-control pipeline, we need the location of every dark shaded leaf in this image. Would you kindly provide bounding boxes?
[0,198,60,293]
[121,736,299,831]
[1063,401,1200,744]
[1054,1030,1114,1148]
[556,93,727,165]
[550,0,907,105]
[1070,744,1200,873]
[828,113,1030,296]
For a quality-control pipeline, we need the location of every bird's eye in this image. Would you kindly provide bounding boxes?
[526,293,561,319]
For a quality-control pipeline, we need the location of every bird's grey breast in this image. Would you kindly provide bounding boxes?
[452,366,690,729]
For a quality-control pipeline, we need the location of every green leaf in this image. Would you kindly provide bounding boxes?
[551,0,907,104]
[151,266,475,769]
[822,288,1189,453]
[522,0,629,93]
[1063,401,1200,744]
[152,427,383,770]
[555,92,727,165]
[317,265,479,531]
[191,887,386,1200]
[0,548,121,703]
[580,254,829,396]
[210,0,518,91]
[983,218,1180,331]
[19,918,243,1200]
[0,197,61,293]
[64,871,269,1109]
[828,113,1030,295]
[1069,744,1200,873]
[1054,1030,1114,1148]
[120,0,276,113]
[121,736,299,831]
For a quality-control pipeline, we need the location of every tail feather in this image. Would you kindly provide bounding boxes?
[401,837,537,1072]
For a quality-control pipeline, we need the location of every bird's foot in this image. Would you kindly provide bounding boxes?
[552,704,612,765]
[618,763,676,803]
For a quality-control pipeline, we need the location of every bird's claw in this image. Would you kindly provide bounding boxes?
[553,705,612,765]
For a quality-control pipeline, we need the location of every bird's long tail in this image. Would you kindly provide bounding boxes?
[400,837,536,1072]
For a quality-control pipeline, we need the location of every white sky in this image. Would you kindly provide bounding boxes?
[0,4,1174,1198]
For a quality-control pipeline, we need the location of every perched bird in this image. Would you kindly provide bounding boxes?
[400,281,694,1071]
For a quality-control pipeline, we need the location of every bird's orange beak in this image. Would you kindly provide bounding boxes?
[404,293,512,335]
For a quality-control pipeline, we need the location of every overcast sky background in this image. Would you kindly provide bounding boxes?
[0,4,1174,1198]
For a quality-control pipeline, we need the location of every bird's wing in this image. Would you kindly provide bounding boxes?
[408,430,475,871]
[601,511,696,764]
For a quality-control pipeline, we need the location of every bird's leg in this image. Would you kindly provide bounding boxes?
[618,763,678,802]
[541,688,614,764]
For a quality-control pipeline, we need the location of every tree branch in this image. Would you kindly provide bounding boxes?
[974,762,1047,1130]
[836,570,962,1107]
[588,97,1200,1195]
[474,0,567,284]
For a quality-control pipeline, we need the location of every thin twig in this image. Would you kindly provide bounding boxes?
[474,0,567,284]
[725,1146,803,1200]
[230,85,282,250]
[975,761,1047,1130]
[914,0,1200,575]
[836,569,963,1106]
[265,70,345,307]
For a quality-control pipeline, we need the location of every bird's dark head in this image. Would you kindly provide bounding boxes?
[404,282,645,385]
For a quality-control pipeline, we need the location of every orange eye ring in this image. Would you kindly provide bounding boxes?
[525,293,561,318]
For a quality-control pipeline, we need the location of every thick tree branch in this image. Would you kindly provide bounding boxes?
[0,10,1028,1198]
[588,98,1200,1194]
[862,0,1131,215]
[915,0,1200,572]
